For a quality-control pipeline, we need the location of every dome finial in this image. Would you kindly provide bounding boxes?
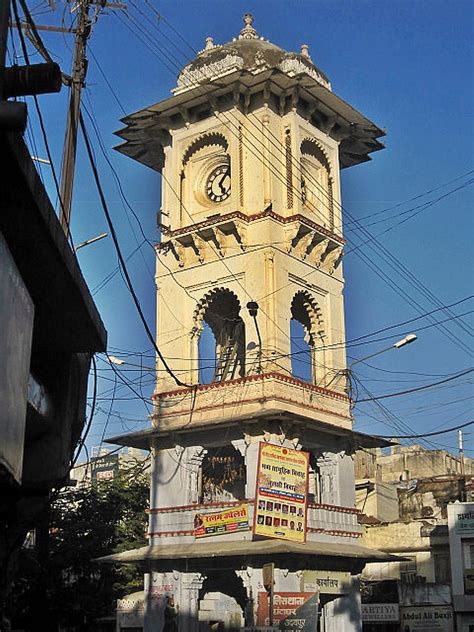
[239,13,258,39]
[300,44,311,59]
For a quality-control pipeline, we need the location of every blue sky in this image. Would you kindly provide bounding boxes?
[10,0,473,461]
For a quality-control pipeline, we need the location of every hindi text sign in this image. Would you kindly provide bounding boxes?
[254,443,309,543]
[194,504,249,538]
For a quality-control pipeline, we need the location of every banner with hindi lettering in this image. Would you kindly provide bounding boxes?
[194,504,249,538]
[253,443,309,543]
[257,592,318,631]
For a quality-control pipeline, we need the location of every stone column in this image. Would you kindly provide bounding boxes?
[232,438,261,499]
[317,451,344,506]
[179,572,204,632]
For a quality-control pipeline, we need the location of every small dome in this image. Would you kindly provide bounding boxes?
[175,14,331,94]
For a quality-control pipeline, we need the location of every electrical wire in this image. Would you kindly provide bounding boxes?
[119,5,473,357]
[356,368,473,403]
[378,419,474,440]
[78,111,189,388]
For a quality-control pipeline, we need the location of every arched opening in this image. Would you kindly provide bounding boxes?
[198,572,247,631]
[198,321,217,385]
[199,445,245,504]
[197,289,245,384]
[290,291,323,384]
[290,319,312,382]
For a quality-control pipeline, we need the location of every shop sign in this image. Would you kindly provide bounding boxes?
[400,605,453,632]
[301,570,350,595]
[257,592,318,631]
[254,443,309,543]
[194,504,249,538]
[361,603,399,622]
[454,507,474,533]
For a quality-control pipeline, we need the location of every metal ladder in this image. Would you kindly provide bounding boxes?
[212,336,239,383]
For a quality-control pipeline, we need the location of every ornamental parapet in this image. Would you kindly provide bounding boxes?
[151,371,351,433]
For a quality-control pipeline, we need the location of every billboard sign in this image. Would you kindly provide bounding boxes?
[257,592,318,631]
[400,605,453,631]
[361,603,399,622]
[254,443,309,543]
[194,504,249,538]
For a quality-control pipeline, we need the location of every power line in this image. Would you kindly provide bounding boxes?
[356,368,473,403]
[378,419,474,440]
[78,111,189,388]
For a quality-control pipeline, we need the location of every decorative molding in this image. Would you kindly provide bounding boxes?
[285,129,294,209]
[182,131,229,166]
[153,370,350,402]
[158,209,343,244]
[238,125,244,207]
[278,57,331,90]
[176,55,244,92]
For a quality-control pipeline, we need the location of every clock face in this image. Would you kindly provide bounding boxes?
[206,164,231,203]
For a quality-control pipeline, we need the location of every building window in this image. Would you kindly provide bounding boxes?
[399,557,417,583]
[433,553,451,584]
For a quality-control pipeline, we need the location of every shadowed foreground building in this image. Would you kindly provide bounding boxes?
[100,15,396,632]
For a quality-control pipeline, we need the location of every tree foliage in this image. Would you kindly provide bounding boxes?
[10,459,149,631]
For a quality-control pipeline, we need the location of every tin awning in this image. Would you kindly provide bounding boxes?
[97,538,401,573]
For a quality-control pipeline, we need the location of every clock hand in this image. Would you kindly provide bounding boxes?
[218,166,230,192]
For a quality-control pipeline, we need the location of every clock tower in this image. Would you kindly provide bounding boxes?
[106,14,391,632]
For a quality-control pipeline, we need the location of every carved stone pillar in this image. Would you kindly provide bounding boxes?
[185,446,207,504]
[179,572,204,632]
[232,437,260,499]
[316,451,345,506]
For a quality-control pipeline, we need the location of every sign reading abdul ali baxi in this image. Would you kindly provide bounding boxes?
[253,443,310,543]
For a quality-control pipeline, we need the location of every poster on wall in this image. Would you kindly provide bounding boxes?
[194,504,249,538]
[253,443,309,543]
[400,605,453,632]
[257,592,318,631]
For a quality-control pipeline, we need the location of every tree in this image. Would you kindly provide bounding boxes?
[10,459,149,631]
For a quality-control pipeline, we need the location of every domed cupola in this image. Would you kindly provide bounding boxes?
[174,14,331,95]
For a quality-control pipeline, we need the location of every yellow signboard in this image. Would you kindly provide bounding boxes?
[194,504,249,538]
[253,443,309,543]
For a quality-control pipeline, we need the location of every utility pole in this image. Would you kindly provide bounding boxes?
[59,0,92,235]
[459,429,465,476]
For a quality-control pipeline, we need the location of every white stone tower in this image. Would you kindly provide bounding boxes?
[106,14,392,632]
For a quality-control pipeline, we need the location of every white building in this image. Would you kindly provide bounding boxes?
[100,14,395,632]
[447,502,474,632]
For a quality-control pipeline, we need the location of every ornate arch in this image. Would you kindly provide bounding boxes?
[300,137,332,174]
[291,290,325,343]
[182,132,229,167]
[192,286,242,337]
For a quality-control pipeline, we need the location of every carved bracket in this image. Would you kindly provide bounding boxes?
[306,237,329,267]
[322,245,343,274]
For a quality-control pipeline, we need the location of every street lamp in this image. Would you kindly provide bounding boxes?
[108,355,155,371]
[349,333,417,368]
[74,232,108,252]
[247,301,263,374]
[326,333,417,391]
